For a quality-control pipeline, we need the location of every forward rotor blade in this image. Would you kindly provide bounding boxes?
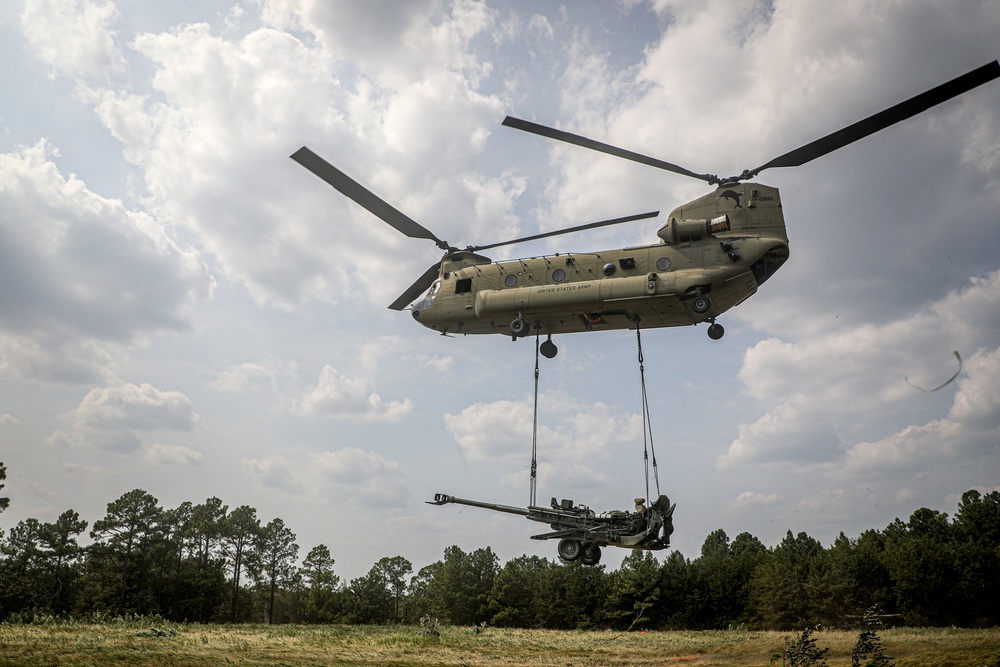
[747,60,1000,178]
[389,262,441,311]
[469,210,660,252]
[502,116,720,185]
[291,146,449,249]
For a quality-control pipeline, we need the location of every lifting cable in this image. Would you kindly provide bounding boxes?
[529,332,540,507]
[635,323,661,501]
[528,326,660,507]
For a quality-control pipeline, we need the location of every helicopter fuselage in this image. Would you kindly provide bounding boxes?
[294,61,998,342]
[412,182,789,337]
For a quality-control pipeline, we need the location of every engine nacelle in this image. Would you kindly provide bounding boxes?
[658,214,730,244]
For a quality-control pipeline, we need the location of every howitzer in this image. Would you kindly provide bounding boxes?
[428,492,675,565]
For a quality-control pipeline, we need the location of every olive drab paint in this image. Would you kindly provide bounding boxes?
[292,60,999,354]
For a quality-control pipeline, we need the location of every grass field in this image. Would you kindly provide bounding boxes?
[0,622,998,666]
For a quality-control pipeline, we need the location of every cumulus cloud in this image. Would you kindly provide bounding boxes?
[0,414,22,426]
[244,447,410,508]
[721,269,1000,469]
[0,335,121,386]
[209,358,300,394]
[0,141,212,385]
[947,347,1000,433]
[713,265,1000,542]
[63,461,113,481]
[51,382,199,452]
[295,365,412,422]
[75,3,516,310]
[73,383,199,431]
[730,490,785,509]
[718,394,842,468]
[311,447,410,508]
[244,454,298,493]
[20,0,124,80]
[444,398,536,463]
[843,347,1000,477]
[146,443,204,466]
[533,460,612,489]
[210,351,420,425]
[416,354,455,375]
[444,391,642,489]
[259,0,497,84]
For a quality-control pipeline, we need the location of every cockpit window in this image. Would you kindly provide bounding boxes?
[455,278,472,294]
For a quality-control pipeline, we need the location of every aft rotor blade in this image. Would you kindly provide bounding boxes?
[389,262,441,311]
[747,60,1000,178]
[291,146,449,249]
[502,116,720,185]
[469,210,660,252]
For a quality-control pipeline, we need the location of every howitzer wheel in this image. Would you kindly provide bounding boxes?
[581,543,602,566]
[557,538,582,561]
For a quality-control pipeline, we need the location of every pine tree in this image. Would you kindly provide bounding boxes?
[0,462,9,512]
[784,626,829,667]
[852,606,893,667]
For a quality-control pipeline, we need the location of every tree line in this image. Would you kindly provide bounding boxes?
[0,481,997,629]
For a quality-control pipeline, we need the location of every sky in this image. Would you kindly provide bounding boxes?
[1,0,999,581]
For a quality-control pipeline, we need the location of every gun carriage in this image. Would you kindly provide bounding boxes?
[428,492,675,565]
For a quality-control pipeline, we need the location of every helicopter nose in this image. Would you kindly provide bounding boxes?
[411,307,420,320]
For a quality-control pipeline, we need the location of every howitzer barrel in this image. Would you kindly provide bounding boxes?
[427,493,531,517]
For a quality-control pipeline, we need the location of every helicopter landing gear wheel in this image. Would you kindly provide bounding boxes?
[707,322,725,340]
[510,317,529,338]
[557,538,582,562]
[539,335,558,358]
[580,543,602,566]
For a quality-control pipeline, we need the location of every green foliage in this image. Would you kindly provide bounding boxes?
[1,487,999,630]
[0,461,9,513]
[419,614,442,637]
[852,606,894,667]
[784,626,829,667]
[345,564,394,624]
[607,550,661,629]
[375,555,412,622]
[86,489,166,616]
[751,530,842,630]
[37,509,88,614]
[487,556,610,629]
[952,490,1000,626]
[175,497,229,623]
[409,545,498,625]
[252,518,299,624]
[300,544,341,622]
[487,555,549,627]
[220,505,260,623]
[684,529,766,629]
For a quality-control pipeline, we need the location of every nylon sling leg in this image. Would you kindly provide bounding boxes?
[529,332,540,507]
[635,323,661,500]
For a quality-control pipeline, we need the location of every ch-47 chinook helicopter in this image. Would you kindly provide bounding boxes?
[293,61,999,357]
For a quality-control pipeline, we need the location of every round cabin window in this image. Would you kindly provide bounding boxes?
[656,257,671,271]
[504,273,518,287]
[552,268,566,283]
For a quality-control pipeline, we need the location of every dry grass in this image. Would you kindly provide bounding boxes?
[0,623,997,666]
